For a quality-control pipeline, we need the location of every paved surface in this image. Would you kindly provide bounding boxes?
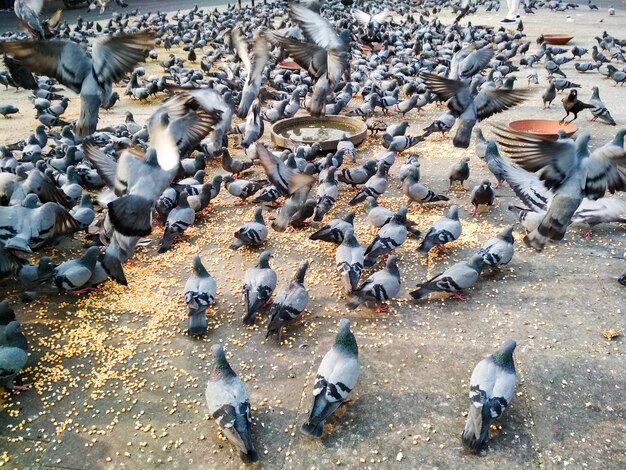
[0,3,625,470]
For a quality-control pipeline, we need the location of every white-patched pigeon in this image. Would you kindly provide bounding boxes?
[266,261,309,341]
[347,255,401,311]
[242,250,277,326]
[184,255,216,336]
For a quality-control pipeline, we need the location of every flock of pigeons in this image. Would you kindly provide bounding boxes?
[0,0,625,463]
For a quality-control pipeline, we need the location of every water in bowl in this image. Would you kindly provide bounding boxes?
[278,122,356,142]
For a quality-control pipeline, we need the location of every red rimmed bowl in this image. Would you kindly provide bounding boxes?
[543,34,574,45]
[508,119,577,140]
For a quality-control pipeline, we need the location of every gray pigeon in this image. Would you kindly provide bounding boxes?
[338,160,377,188]
[0,105,19,118]
[348,162,388,205]
[184,255,216,336]
[462,340,517,453]
[542,82,556,108]
[347,255,401,311]
[0,31,155,136]
[158,191,195,253]
[364,207,408,268]
[418,205,463,253]
[402,168,449,208]
[619,250,626,287]
[336,229,364,294]
[52,246,99,293]
[309,212,355,243]
[230,208,268,250]
[314,166,338,222]
[0,321,29,391]
[364,197,394,228]
[478,226,515,268]
[588,86,616,126]
[272,185,313,233]
[266,261,309,341]
[233,28,270,119]
[69,193,95,229]
[205,345,258,464]
[494,127,626,250]
[420,72,528,148]
[474,128,488,161]
[242,250,277,326]
[256,143,315,196]
[470,179,496,216]
[300,319,359,438]
[448,157,471,191]
[410,254,485,300]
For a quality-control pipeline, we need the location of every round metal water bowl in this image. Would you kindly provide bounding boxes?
[271,115,368,151]
[508,119,577,140]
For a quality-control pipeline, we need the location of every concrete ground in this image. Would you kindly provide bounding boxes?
[0,3,625,470]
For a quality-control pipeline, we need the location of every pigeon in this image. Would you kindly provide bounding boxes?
[364,207,409,268]
[184,255,216,336]
[336,134,356,163]
[619,250,626,287]
[588,86,616,126]
[606,65,626,86]
[224,176,265,204]
[300,318,359,438]
[256,143,315,196]
[309,212,355,243]
[422,112,456,138]
[402,168,449,209]
[542,82,557,109]
[0,300,15,326]
[448,157,471,191]
[158,191,195,253]
[347,255,401,311]
[382,134,423,153]
[494,127,626,250]
[386,121,409,137]
[410,254,485,300]
[461,340,517,453]
[186,183,213,213]
[348,162,388,205]
[337,160,377,188]
[470,179,496,216]
[0,321,29,391]
[314,166,338,222]
[230,208,269,250]
[242,250,277,326]
[0,105,19,118]
[474,128,488,161]
[69,194,96,229]
[271,185,313,233]
[336,229,364,294]
[478,226,515,268]
[266,261,309,341]
[560,89,594,124]
[0,31,155,136]
[420,72,528,148]
[418,205,463,254]
[205,345,258,464]
[221,149,253,176]
[364,197,394,228]
[233,28,270,119]
[52,246,100,293]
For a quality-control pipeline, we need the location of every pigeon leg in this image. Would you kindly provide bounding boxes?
[582,229,593,238]
[11,384,30,392]
[452,293,468,301]
[234,199,247,206]
[262,298,273,307]
[437,244,450,254]
[375,304,389,313]
[471,207,478,217]
[408,204,422,214]
[353,186,361,192]
[71,287,103,295]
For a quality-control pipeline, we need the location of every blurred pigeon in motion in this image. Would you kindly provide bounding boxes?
[0,321,29,391]
[494,126,626,250]
[232,28,270,119]
[420,72,528,148]
[348,162,388,205]
[256,143,315,197]
[205,345,258,464]
[184,255,216,336]
[242,250,277,326]
[266,261,309,341]
[410,254,485,301]
[347,255,401,311]
[230,208,269,250]
[418,205,462,254]
[478,226,515,268]
[0,31,155,136]
[335,228,364,294]
[301,318,359,438]
[462,340,517,453]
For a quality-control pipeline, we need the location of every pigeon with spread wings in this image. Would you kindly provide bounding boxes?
[494,126,626,250]
[420,72,528,148]
[232,28,270,119]
[0,31,154,136]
